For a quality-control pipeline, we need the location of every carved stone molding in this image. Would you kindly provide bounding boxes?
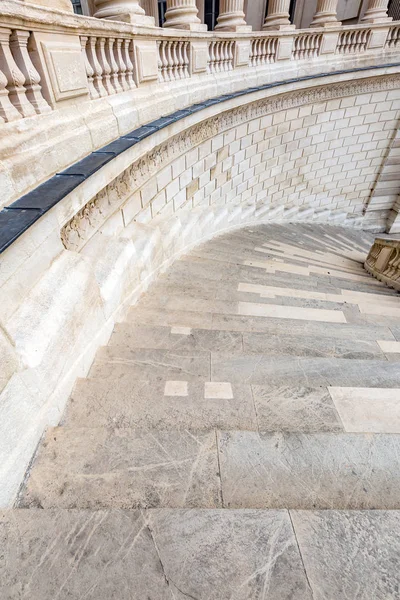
[61,73,400,252]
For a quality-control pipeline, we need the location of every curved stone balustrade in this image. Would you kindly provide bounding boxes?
[365,237,400,290]
[0,0,399,212]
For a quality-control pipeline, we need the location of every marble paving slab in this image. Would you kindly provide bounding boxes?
[252,385,344,431]
[19,428,221,509]
[243,332,383,359]
[291,510,400,600]
[90,347,211,381]
[211,313,396,340]
[218,431,400,509]
[109,324,244,354]
[212,355,400,387]
[329,386,400,433]
[66,378,257,431]
[238,301,347,323]
[147,509,313,600]
[0,509,173,600]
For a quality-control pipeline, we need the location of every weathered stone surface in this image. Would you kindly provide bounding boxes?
[218,431,400,509]
[0,509,173,600]
[19,428,221,509]
[252,385,344,432]
[148,509,313,599]
[66,378,257,431]
[291,510,400,600]
[90,347,211,381]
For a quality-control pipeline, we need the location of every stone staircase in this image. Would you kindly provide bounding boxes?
[3,224,400,598]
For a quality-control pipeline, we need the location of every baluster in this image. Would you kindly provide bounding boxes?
[106,38,122,94]
[224,41,229,71]
[0,65,20,122]
[157,41,164,82]
[115,38,129,91]
[172,41,179,79]
[87,36,107,97]
[122,39,136,88]
[183,41,189,77]
[96,37,113,95]
[10,30,50,115]
[229,41,234,69]
[81,36,98,99]
[0,28,35,117]
[165,41,172,80]
[208,41,214,73]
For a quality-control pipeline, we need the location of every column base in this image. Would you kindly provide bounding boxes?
[164,22,208,31]
[215,24,252,32]
[103,13,155,25]
[362,16,393,24]
[310,20,342,28]
[263,24,295,31]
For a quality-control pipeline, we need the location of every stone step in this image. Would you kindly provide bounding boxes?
[109,323,386,359]
[19,427,222,510]
[90,348,400,388]
[18,429,400,511]
[65,378,259,431]
[218,431,400,510]
[3,508,398,599]
[126,305,397,339]
[66,377,350,433]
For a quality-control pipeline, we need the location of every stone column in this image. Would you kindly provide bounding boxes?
[163,0,207,31]
[263,0,295,31]
[215,0,252,32]
[362,0,392,23]
[310,0,341,28]
[93,0,155,25]
[140,0,158,19]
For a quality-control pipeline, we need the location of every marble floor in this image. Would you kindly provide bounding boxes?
[4,224,400,598]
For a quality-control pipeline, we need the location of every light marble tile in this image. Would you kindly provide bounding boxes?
[243,259,310,276]
[359,303,400,318]
[164,381,188,397]
[238,301,347,323]
[329,386,400,432]
[378,340,400,353]
[171,326,192,335]
[204,382,233,399]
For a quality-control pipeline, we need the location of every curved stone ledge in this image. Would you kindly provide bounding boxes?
[1,63,400,507]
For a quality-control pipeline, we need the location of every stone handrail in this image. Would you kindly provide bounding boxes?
[365,237,400,290]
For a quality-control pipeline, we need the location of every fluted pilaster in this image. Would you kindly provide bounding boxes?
[263,0,295,31]
[164,0,207,30]
[215,0,251,32]
[93,0,155,24]
[362,0,392,23]
[310,0,341,28]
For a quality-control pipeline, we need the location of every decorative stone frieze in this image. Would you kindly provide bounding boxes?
[310,0,341,28]
[215,0,251,32]
[163,0,207,31]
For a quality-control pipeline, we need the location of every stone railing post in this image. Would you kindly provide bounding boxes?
[310,0,341,28]
[93,0,155,25]
[362,0,392,23]
[215,0,252,32]
[263,0,295,31]
[163,0,207,31]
